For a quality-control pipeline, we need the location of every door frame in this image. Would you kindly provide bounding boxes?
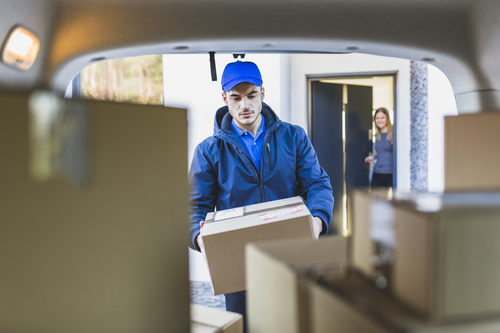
[307,71,398,235]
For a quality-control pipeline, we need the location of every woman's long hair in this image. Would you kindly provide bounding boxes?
[374,107,393,140]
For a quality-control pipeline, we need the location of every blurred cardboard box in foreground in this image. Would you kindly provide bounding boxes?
[191,304,242,333]
[298,270,500,333]
[351,189,500,321]
[201,196,314,295]
[445,112,500,191]
[246,235,348,333]
[350,188,393,281]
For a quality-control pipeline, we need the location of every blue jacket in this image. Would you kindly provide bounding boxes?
[189,103,334,249]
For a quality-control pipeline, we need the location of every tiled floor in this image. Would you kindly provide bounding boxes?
[190,281,225,311]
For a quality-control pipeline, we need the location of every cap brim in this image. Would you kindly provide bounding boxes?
[223,77,263,92]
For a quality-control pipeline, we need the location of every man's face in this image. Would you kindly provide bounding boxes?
[222,82,265,130]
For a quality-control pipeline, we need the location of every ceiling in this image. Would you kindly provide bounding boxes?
[1,0,499,112]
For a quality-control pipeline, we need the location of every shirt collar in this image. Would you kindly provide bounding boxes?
[231,113,266,138]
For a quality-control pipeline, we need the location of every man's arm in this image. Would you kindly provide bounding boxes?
[294,126,334,235]
[189,144,217,250]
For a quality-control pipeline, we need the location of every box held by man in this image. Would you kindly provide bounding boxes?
[201,196,314,295]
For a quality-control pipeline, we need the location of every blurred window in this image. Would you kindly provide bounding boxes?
[79,55,163,105]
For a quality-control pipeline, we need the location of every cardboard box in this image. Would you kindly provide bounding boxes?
[392,192,500,320]
[190,304,243,333]
[0,93,190,333]
[350,189,394,279]
[299,271,500,333]
[246,236,348,333]
[201,196,314,295]
[445,112,500,190]
[247,226,500,332]
[351,189,500,321]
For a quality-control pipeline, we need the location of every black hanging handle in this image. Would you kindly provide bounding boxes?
[209,51,217,82]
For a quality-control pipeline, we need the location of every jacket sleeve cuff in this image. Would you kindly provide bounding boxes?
[191,232,201,252]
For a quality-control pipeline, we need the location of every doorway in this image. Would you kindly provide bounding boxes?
[308,74,396,235]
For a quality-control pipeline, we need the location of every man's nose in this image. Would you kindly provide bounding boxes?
[241,98,250,109]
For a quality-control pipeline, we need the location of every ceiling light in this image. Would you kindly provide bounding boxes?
[2,25,40,70]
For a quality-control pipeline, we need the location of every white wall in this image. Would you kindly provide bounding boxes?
[428,64,458,192]
[163,53,457,192]
[165,53,457,280]
[162,54,281,165]
[288,53,412,191]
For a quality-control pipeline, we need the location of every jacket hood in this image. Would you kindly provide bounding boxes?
[213,102,280,137]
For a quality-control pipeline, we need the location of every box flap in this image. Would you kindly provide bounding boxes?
[191,304,242,332]
[202,204,311,236]
[206,196,304,223]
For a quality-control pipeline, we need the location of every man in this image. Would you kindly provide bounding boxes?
[189,60,334,328]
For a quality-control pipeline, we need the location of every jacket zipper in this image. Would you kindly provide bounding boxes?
[235,146,264,201]
[258,124,279,202]
[219,120,280,203]
[267,142,271,170]
[256,143,271,202]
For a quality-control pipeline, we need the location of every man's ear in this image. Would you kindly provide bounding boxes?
[261,86,265,100]
[222,91,228,105]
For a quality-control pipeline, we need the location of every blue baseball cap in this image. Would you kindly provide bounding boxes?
[221,61,263,92]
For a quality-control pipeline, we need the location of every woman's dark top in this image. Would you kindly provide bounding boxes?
[374,133,393,174]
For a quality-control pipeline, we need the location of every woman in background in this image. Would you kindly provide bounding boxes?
[365,107,394,188]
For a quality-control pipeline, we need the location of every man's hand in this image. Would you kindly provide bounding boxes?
[312,217,323,239]
[197,221,206,255]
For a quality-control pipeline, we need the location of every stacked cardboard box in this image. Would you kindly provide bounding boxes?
[246,236,348,333]
[298,270,500,333]
[191,304,242,333]
[445,112,500,190]
[247,225,500,332]
[351,189,500,321]
[201,196,314,295]
[350,188,393,280]
[0,94,190,333]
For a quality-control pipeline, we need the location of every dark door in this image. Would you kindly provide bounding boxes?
[310,81,373,234]
[310,81,343,233]
[346,85,372,190]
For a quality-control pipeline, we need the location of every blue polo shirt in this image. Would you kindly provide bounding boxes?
[231,114,266,173]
